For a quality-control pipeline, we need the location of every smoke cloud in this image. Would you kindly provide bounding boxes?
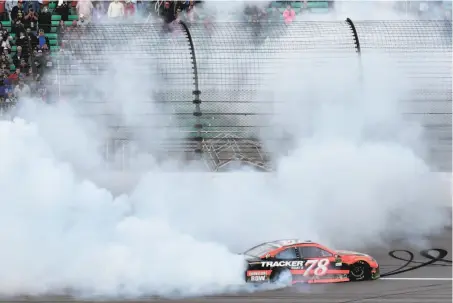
[0,0,450,299]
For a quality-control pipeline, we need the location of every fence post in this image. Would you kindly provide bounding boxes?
[179,21,203,158]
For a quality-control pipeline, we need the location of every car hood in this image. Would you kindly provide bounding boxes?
[336,250,370,257]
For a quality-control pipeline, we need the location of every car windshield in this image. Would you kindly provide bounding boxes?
[244,243,277,257]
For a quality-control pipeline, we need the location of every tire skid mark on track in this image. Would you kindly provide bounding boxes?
[381,248,452,277]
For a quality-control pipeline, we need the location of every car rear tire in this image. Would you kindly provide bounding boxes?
[349,261,370,281]
[270,268,293,285]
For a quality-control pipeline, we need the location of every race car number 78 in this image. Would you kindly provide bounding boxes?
[303,259,329,276]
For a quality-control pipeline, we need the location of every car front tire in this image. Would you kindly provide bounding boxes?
[349,261,370,281]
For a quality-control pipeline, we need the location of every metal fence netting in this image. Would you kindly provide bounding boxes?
[54,20,452,171]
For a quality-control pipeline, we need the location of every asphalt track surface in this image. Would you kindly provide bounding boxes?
[3,226,451,303]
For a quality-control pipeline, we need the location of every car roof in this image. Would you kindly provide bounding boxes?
[268,239,316,247]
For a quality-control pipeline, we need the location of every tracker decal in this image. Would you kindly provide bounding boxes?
[260,259,330,276]
[261,261,305,268]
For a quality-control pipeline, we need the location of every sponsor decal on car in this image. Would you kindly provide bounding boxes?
[247,270,271,282]
[250,275,267,282]
[261,261,305,268]
[261,259,330,276]
[247,270,271,276]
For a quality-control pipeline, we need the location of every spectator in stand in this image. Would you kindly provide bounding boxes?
[0,85,16,113]
[24,66,33,82]
[107,0,124,19]
[36,28,49,49]
[33,44,51,87]
[5,89,17,104]
[1,49,12,65]
[282,4,295,25]
[0,68,10,102]
[161,1,176,24]
[0,62,8,90]
[253,6,267,23]
[12,45,26,66]
[27,27,38,48]
[76,0,93,23]
[32,52,41,77]
[14,79,30,98]
[11,1,26,34]
[11,0,25,22]
[56,0,70,21]
[5,0,15,13]
[23,0,40,13]
[15,31,29,58]
[57,19,66,46]
[77,13,88,26]
[40,41,47,53]
[8,68,20,85]
[24,7,38,31]
[135,0,145,16]
[27,65,34,80]
[38,0,49,10]
[1,26,7,39]
[124,0,135,18]
[1,34,11,52]
[40,43,52,74]
[1,84,8,99]
[16,29,28,45]
[1,62,7,74]
[0,0,7,21]
[185,2,197,23]
[18,57,28,73]
[2,62,9,74]
[38,5,52,33]
[92,1,105,22]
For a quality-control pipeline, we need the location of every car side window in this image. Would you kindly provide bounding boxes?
[275,248,297,260]
[299,246,332,258]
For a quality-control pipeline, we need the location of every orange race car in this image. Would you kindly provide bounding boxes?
[243,239,380,284]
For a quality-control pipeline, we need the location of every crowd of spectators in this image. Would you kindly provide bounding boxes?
[0,0,156,115]
[0,0,56,114]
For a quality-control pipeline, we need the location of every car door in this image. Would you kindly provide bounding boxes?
[297,245,336,278]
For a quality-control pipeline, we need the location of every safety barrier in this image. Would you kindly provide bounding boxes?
[56,20,452,171]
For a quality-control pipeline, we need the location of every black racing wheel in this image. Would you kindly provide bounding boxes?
[349,261,371,281]
[270,268,293,285]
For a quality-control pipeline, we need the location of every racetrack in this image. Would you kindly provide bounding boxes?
[4,226,451,303]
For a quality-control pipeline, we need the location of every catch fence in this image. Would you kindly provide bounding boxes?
[55,19,452,171]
